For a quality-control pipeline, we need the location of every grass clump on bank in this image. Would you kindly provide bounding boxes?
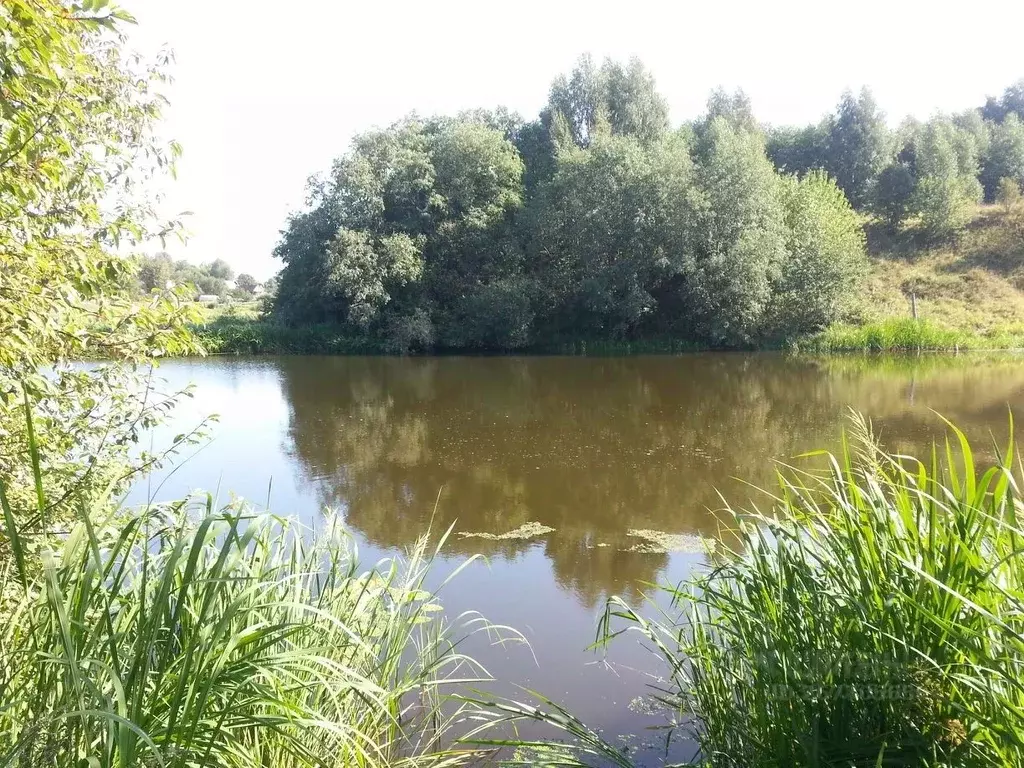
[589,415,1024,767]
[0,490,517,767]
[800,318,980,352]
[813,205,1024,352]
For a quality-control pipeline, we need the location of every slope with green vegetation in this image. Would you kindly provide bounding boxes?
[806,203,1024,350]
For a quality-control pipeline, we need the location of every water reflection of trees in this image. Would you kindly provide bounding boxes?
[277,354,1024,607]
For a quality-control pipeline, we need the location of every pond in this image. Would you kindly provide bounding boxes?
[129,352,1024,763]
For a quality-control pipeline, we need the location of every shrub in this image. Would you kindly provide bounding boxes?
[996,176,1023,213]
[872,163,916,230]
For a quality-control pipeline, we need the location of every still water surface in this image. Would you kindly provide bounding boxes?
[130,353,1024,761]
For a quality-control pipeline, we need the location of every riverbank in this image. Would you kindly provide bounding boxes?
[193,205,1024,356]
[194,314,1024,355]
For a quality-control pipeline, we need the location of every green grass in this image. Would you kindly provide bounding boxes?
[798,318,1018,352]
[584,415,1024,767]
[0,487,520,766]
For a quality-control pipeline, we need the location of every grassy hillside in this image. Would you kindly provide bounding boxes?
[810,204,1024,351]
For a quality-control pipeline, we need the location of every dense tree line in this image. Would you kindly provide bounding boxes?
[768,80,1024,237]
[271,57,1023,352]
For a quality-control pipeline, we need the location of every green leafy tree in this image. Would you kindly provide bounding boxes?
[766,123,828,176]
[0,3,196,370]
[824,88,892,207]
[445,277,535,349]
[194,274,227,296]
[996,177,1023,213]
[1003,80,1024,121]
[513,118,558,196]
[953,109,991,161]
[980,114,1024,200]
[322,230,423,328]
[426,121,526,345]
[273,116,524,349]
[686,118,788,345]
[768,172,866,337]
[167,261,226,297]
[982,79,1024,123]
[893,117,923,173]
[455,106,523,141]
[206,258,234,281]
[703,88,761,135]
[234,273,258,295]
[526,133,696,336]
[138,253,174,293]
[912,118,983,240]
[273,179,345,323]
[872,163,917,230]
[269,57,873,351]
[0,0,200,518]
[545,55,669,149]
[258,274,280,314]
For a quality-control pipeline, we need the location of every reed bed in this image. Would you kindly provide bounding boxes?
[0,486,517,767]
[586,415,1024,766]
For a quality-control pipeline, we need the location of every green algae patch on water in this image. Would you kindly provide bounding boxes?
[457,522,555,541]
[625,528,712,554]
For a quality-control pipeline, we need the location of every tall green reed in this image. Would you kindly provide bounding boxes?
[801,319,980,352]
[588,414,1024,767]
[0,483,520,767]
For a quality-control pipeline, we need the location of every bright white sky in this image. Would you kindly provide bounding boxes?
[129,0,1024,280]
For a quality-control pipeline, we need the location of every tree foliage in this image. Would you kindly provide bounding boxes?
[544,55,670,149]
[771,172,865,337]
[270,68,1024,351]
[526,132,696,336]
[766,123,828,176]
[134,254,237,297]
[274,116,524,350]
[996,177,1023,213]
[912,118,983,240]
[764,82,1024,220]
[982,79,1024,123]
[0,1,197,371]
[234,273,258,295]
[702,88,760,135]
[0,0,201,517]
[871,163,916,230]
[765,89,892,208]
[823,89,892,207]
[273,59,869,350]
[981,114,1024,200]
[206,258,234,280]
[685,118,788,345]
